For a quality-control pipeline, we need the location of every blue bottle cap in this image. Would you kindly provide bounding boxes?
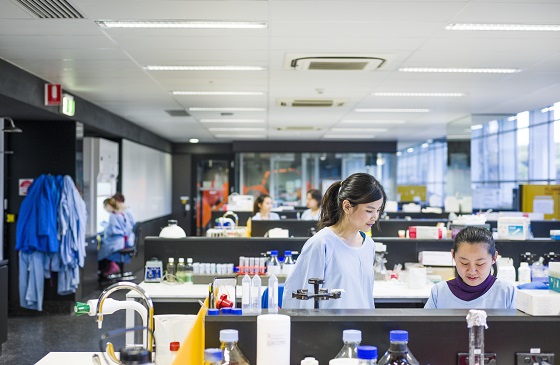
[221,308,232,315]
[284,250,292,256]
[389,330,408,342]
[357,346,377,360]
[207,308,220,316]
[231,308,243,315]
[270,250,278,255]
[204,348,223,362]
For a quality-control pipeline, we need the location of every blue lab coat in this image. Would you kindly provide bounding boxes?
[98,212,130,263]
[424,278,517,309]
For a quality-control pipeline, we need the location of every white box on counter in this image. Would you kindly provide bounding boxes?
[418,251,454,266]
[497,217,531,240]
[409,226,445,239]
[516,289,560,316]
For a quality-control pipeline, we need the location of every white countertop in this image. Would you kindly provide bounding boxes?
[35,352,114,364]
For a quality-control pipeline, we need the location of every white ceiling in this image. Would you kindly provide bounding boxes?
[1,0,559,145]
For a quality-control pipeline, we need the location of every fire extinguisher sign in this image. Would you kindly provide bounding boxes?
[45,84,62,106]
[19,179,34,196]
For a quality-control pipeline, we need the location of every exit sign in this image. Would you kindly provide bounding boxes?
[61,94,75,116]
[45,84,62,106]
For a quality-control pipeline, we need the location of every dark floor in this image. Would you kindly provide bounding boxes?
[1,273,145,365]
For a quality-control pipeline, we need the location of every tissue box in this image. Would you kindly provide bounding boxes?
[516,289,560,316]
[409,226,444,239]
[497,217,531,240]
[419,251,454,266]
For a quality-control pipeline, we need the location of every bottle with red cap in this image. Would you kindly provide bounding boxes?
[220,329,250,365]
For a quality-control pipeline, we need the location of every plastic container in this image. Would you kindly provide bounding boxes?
[496,257,516,284]
[242,274,252,313]
[518,262,531,284]
[220,329,250,365]
[268,250,281,275]
[159,220,187,238]
[256,314,290,365]
[268,274,279,313]
[251,274,262,314]
[378,330,419,365]
[166,258,176,282]
[335,329,362,359]
[357,346,378,365]
[301,357,319,365]
[283,251,295,276]
[531,257,548,283]
[204,348,224,365]
[176,258,187,283]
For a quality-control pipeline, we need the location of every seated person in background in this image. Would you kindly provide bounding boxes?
[301,189,322,220]
[98,198,132,278]
[113,192,136,242]
[246,194,280,235]
[424,226,516,309]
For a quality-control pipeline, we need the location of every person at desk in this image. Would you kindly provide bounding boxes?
[424,226,516,309]
[282,173,386,309]
[246,194,280,235]
[113,192,135,231]
[301,189,322,220]
[98,198,133,278]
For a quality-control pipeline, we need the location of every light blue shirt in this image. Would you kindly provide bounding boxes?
[300,209,320,220]
[282,227,375,309]
[251,212,281,220]
[424,278,517,309]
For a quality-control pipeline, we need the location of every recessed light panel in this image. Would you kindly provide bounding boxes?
[96,20,268,29]
[399,67,520,74]
[446,23,560,32]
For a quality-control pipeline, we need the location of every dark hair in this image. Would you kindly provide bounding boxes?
[253,194,272,215]
[103,197,119,211]
[113,192,125,203]
[318,172,386,230]
[453,226,498,277]
[307,189,322,204]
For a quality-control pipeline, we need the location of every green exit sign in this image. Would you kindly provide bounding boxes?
[61,93,75,116]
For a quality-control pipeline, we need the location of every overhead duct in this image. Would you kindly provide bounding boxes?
[277,99,346,107]
[12,0,84,18]
[290,56,386,71]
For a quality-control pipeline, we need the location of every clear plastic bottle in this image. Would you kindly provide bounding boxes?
[251,274,262,314]
[268,274,279,313]
[176,258,187,283]
[377,330,419,365]
[242,274,252,314]
[166,258,176,282]
[357,346,378,365]
[531,257,548,283]
[220,329,250,365]
[518,262,531,284]
[185,258,194,284]
[204,348,223,365]
[335,329,362,358]
[267,250,281,275]
[283,251,295,276]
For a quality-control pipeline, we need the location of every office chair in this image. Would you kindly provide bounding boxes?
[104,223,141,283]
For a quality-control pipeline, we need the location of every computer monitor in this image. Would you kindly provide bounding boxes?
[251,219,318,237]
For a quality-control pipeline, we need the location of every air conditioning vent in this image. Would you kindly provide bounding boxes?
[12,0,84,18]
[165,109,191,117]
[291,57,385,71]
[277,99,346,107]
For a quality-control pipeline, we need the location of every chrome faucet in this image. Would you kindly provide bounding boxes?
[96,282,155,355]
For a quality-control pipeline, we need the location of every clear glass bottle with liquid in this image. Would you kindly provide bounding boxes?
[267,250,281,275]
[176,258,187,283]
[166,258,176,283]
[282,250,295,276]
[377,330,419,365]
[204,348,223,365]
[357,346,378,365]
[220,329,250,365]
[335,329,362,358]
[185,257,194,284]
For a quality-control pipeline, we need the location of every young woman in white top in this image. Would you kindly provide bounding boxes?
[300,189,322,220]
[282,173,386,309]
[246,194,280,234]
[424,226,516,309]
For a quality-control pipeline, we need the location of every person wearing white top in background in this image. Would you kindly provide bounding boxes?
[246,194,280,235]
[301,189,322,220]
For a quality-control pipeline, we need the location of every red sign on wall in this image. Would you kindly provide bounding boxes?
[45,84,62,106]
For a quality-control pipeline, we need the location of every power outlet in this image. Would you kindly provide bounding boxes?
[516,353,555,365]
[457,352,497,365]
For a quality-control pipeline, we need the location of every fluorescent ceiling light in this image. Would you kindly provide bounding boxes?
[446,23,560,32]
[189,107,266,112]
[96,20,268,29]
[355,108,429,113]
[208,127,265,132]
[200,119,264,123]
[373,92,464,97]
[323,135,375,139]
[172,91,263,96]
[145,65,265,71]
[341,120,406,124]
[396,152,401,156]
[421,143,429,149]
[471,124,483,130]
[407,148,414,153]
[189,138,199,143]
[542,106,554,113]
[399,67,520,74]
[507,116,517,121]
[214,134,264,139]
[331,128,387,132]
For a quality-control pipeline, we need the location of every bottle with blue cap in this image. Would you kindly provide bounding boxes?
[357,346,378,364]
[335,329,362,358]
[283,250,295,276]
[377,330,418,365]
[204,348,223,365]
[268,250,281,275]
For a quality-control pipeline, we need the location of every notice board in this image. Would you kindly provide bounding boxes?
[520,184,560,220]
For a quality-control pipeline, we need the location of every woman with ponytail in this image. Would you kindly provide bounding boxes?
[98,197,129,278]
[282,172,386,309]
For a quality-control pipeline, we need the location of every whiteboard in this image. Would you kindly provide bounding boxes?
[122,140,172,222]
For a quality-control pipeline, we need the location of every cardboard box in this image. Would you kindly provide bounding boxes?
[516,289,560,316]
[497,217,531,240]
[409,226,444,239]
[418,251,454,266]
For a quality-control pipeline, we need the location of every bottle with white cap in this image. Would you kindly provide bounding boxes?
[301,357,319,365]
[220,329,250,365]
[518,262,531,284]
[335,329,362,358]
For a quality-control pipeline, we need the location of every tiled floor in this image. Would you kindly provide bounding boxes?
[1,275,144,365]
